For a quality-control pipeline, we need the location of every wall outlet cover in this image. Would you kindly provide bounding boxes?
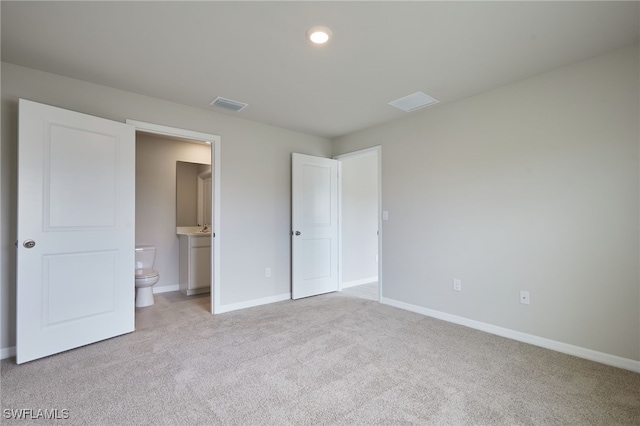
[453,278,462,292]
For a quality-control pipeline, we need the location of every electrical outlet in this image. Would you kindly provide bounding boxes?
[453,278,462,292]
[520,290,530,305]
[265,267,271,278]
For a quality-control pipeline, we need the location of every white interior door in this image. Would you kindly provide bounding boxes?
[292,153,338,299]
[17,99,135,364]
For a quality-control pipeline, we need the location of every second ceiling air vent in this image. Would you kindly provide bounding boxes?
[388,91,439,112]
[210,96,248,112]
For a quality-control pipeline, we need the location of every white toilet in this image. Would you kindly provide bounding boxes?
[134,245,160,308]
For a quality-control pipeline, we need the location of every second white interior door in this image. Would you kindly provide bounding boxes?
[291,153,339,299]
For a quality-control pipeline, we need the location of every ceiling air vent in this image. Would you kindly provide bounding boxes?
[210,96,248,112]
[388,91,439,112]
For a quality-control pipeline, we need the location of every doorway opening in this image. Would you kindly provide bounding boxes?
[127,120,221,315]
[336,147,381,302]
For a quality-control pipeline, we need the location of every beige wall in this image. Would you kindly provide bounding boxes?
[334,45,640,362]
[136,134,211,292]
[2,45,638,365]
[0,63,332,352]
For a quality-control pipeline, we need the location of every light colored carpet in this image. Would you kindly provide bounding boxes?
[341,282,379,301]
[2,291,639,425]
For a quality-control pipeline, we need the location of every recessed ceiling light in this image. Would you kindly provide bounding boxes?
[306,26,332,45]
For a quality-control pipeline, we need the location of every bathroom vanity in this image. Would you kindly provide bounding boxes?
[177,227,211,295]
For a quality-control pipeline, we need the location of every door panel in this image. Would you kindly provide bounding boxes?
[292,153,338,299]
[17,99,135,363]
[44,250,118,325]
[302,164,332,225]
[303,238,331,280]
[46,123,118,228]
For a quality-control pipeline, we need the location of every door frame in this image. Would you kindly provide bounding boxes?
[334,146,382,302]
[125,120,222,314]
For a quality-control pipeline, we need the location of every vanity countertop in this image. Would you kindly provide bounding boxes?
[176,226,212,236]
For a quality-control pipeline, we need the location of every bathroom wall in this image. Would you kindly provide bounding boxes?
[136,134,211,292]
[0,62,332,354]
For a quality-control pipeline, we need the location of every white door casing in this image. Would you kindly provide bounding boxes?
[17,99,135,363]
[291,153,339,299]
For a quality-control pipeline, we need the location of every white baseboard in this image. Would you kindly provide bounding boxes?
[341,276,378,289]
[1,346,16,360]
[381,297,640,374]
[153,284,179,294]
[215,293,291,314]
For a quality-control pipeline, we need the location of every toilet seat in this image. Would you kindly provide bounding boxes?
[135,268,158,279]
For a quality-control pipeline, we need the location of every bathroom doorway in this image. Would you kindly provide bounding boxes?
[128,120,221,315]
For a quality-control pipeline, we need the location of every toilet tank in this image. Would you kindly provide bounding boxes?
[135,245,156,270]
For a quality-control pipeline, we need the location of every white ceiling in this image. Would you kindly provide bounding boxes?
[2,1,639,139]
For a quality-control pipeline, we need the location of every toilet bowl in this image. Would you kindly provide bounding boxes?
[135,246,160,308]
